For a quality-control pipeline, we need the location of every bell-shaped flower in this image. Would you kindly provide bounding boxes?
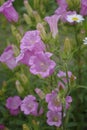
[29,52,56,78]
[0,0,19,22]
[44,14,60,38]
[20,30,45,51]
[0,46,18,69]
[80,0,87,16]
[47,110,62,127]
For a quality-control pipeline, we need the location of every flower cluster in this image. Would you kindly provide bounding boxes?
[46,91,62,127]
[45,0,85,38]
[6,95,43,117]
[46,90,72,127]
[0,0,87,129]
[57,70,76,90]
[16,30,56,78]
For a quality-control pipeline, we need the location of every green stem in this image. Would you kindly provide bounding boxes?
[74,25,81,84]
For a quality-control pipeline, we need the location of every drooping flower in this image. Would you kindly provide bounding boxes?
[46,91,62,111]
[44,14,60,38]
[20,30,45,51]
[66,14,84,23]
[83,37,87,44]
[0,0,19,22]
[20,95,38,115]
[6,96,21,116]
[80,0,87,16]
[47,110,62,127]
[0,46,18,69]
[29,52,56,78]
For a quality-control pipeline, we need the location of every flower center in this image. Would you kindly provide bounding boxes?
[53,97,60,106]
[28,103,34,110]
[40,62,48,72]
[72,17,78,21]
[53,116,58,122]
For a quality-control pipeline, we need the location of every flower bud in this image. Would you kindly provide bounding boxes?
[36,23,46,40]
[64,37,71,54]
[15,80,24,94]
[11,25,22,42]
[23,124,30,130]
[32,11,42,23]
[20,74,28,84]
[35,88,45,99]
[33,0,39,9]
[23,13,32,25]
[24,0,33,17]
[12,44,19,57]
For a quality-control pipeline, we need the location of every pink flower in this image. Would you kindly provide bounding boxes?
[0,46,18,69]
[6,96,21,110]
[58,81,65,90]
[57,70,76,83]
[47,111,62,127]
[6,96,21,116]
[9,109,20,116]
[44,14,60,38]
[56,0,68,8]
[16,50,34,66]
[46,91,62,111]
[55,7,76,22]
[31,107,44,116]
[29,52,56,78]
[80,0,87,16]
[21,95,38,115]
[20,30,45,51]
[0,0,19,22]
[66,96,72,109]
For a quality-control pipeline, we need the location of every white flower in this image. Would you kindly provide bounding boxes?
[66,14,84,23]
[83,37,87,45]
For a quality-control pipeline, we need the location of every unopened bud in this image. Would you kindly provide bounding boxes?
[24,0,33,17]
[64,37,71,55]
[12,44,19,57]
[32,11,42,23]
[35,88,45,99]
[23,124,30,130]
[33,0,39,9]
[37,23,46,40]
[11,25,22,42]
[15,80,24,94]
[23,13,32,25]
[20,74,28,84]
